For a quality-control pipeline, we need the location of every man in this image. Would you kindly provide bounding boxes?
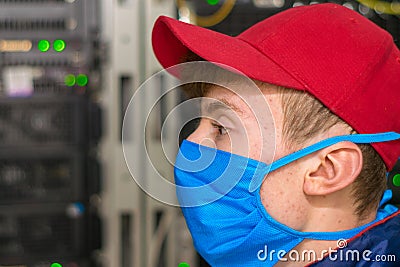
[152,3,400,266]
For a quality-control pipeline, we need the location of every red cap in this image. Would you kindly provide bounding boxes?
[152,3,400,170]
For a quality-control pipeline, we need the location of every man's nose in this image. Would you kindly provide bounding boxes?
[186,120,216,148]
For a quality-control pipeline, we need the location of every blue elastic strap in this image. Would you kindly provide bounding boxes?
[249,132,400,192]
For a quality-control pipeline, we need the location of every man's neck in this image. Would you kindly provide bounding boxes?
[301,206,376,233]
[273,207,376,267]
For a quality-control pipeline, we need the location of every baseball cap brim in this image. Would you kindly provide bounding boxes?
[152,15,306,91]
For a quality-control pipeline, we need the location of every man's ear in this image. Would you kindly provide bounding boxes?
[303,142,363,196]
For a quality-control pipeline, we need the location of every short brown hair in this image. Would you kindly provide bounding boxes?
[278,88,387,219]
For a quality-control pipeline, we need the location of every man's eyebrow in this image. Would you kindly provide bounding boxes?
[202,98,245,116]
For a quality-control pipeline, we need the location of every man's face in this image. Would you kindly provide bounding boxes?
[186,84,309,229]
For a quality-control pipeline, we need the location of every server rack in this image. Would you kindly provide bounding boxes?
[0,1,102,266]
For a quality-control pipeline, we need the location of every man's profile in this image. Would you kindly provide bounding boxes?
[151,3,400,266]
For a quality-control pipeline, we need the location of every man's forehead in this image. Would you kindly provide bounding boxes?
[204,84,254,97]
[203,83,277,104]
[200,97,245,117]
[202,82,279,97]
[202,86,248,110]
[200,84,277,118]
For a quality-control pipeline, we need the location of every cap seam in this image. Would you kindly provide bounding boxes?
[336,33,393,111]
[330,35,393,169]
[237,37,309,90]
[237,5,338,94]
[247,5,324,47]
[236,5,323,90]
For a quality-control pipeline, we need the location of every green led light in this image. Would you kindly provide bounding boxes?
[393,174,400,187]
[64,74,76,87]
[178,262,190,267]
[53,39,66,52]
[50,263,62,267]
[76,74,88,87]
[207,0,220,5]
[38,40,50,52]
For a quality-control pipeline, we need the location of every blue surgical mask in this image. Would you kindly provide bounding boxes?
[174,132,400,266]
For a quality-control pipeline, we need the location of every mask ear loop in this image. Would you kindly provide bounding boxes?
[248,132,400,192]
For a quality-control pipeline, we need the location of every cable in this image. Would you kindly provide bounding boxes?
[176,0,237,27]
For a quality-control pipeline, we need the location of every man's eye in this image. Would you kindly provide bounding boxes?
[212,123,229,136]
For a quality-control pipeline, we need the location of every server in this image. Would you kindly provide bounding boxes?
[0,1,102,266]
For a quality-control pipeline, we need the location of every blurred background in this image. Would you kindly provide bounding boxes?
[0,0,398,267]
